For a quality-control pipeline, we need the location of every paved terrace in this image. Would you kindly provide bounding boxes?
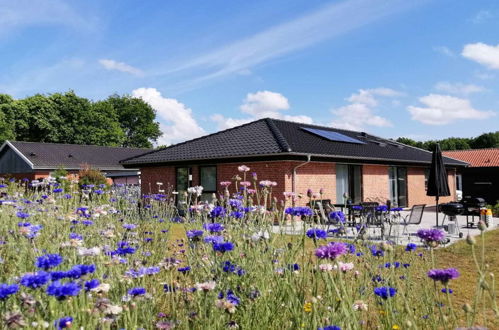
[272,208,499,246]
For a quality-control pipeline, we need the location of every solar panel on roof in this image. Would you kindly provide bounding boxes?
[301,127,366,144]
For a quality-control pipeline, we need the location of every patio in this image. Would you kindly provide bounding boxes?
[273,208,499,246]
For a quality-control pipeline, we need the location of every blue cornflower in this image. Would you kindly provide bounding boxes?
[222,261,245,275]
[69,233,83,240]
[285,207,313,217]
[0,283,19,300]
[287,263,300,271]
[374,286,397,299]
[109,242,136,256]
[94,189,104,195]
[123,223,137,230]
[441,288,453,294]
[203,223,225,233]
[405,243,417,252]
[67,264,96,279]
[306,228,327,240]
[16,211,30,219]
[36,254,63,270]
[177,266,191,273]
[84,279,100,291]
[229,199,242,208]
[47,281,81,300]
[128,287,146,296]
[20,272,50,289]
[163,284,177,292]
[213,241,234,253]
[318,326,341,330]
[53,188,63,193]
[230,211,244,219]
[329,211,345,223]
[81,220,93,226]
[346,243,356,254]
[219,290,240,305]
[204,235,224,244]
[210,206,226,218]
[64,194,72,199]
[54,316,73,329]
[186,230,204,240]
[370,245,384,257]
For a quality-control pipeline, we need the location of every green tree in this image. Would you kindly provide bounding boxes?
[470,132,499,149]
[0,94,15,143]
[104,94,162,148]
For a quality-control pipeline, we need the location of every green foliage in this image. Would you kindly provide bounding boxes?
[78,165,108,187]
[396,131,499,151]
[0,91,161,148]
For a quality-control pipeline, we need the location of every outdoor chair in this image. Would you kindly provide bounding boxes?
[389,204,426,238]
[358,202,385,240]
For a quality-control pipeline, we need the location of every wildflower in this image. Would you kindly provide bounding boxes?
[405,243,417,252]
[177,266,191,273]
[128,287,146,296]
[417,229,445,245]
[427,268,460,284]
[20,272,50,288]
[203,223,225,233]
[195,281,216,291]
[306,228,327,240]
[318,326,341,330]
[352,300,368,311]
[204,235,224,244]
[213,241,234,253]
[238,165,250,172]
[337,262,354,272]
[53,188,63,193]
[230,211,244,219]
[240,181,251,187]
[318,263,334,271]
[85,279,100,291]
[374,287,397,299]
[54,316,73,329]
[370,245,384,257]
[16,211,30,219]
[47,281,81,300]
[69,233,83,240]
[303,302,312,312]
[441,288,453,294]
[285,207,313,217]
[186,230,204,240]
[315,242,347,260]
[77,247,101,256]
[392,325,400,330]
[187,186,203,196]
[123,223,137,230]
[36,254,63,270]
[0,284,19,300]
[329,211,345,223]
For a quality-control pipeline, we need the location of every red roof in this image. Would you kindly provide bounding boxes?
[443,148,499,167]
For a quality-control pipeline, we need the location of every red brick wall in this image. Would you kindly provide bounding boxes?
[362,165,390,203]
[288,161,336,205]
[140,166,175,195]
[407,167,456,206]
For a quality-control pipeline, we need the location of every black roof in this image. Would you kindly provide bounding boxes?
[3,141,151,170]
[121,118,468,167]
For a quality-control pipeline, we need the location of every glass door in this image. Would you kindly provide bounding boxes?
[336,164,362,204]
[389,166,407,207]
[176,167,190,196]
[336,164,349,204]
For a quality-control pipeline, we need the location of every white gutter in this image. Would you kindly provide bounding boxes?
[292,154,311,193]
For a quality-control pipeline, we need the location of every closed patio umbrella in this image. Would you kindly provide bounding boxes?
[426,143,450,227]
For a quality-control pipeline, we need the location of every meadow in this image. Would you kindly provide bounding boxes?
[0,168,497,329]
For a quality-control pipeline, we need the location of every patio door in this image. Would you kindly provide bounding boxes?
[176,167,191,196]
[389,166,407,207]
[336,164,362,204]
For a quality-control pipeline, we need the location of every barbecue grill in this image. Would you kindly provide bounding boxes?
[440,202,465,237]
[461,197,486,228]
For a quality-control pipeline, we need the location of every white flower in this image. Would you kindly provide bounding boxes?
[238,165,250,172]
[251,230,270,241]
[319,263,334,271]
[92,283,111,294]
[77,247,101,256]
[195,281,216,291]
[337,262,354,272]
[187,186,204,196]
[352,300,368,311]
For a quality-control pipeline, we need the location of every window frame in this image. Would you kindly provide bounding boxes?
[199,165,217,193]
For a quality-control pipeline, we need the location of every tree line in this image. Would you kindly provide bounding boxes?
[0,91,162,148]
[396,132,499,151]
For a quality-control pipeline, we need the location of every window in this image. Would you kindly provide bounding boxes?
[424,168,430,191]
[200,166,217,202]
[176,167,190,195]
[336,164,362,204]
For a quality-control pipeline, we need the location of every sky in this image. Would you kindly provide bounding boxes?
[1,0,499,145]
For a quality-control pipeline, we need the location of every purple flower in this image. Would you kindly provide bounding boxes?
[427,268,460,284]
[53,188,63,193]
[329,211,345,223]
[210,206,226,218]
[84,279,100,291]
[315,242,347,260]
[47,281,81,300]
[16,211,30,219]
[203,223,224,233]
[441,288,453,294]
[186,230,204,240]
[417,229,445,243]
[123,224,137,230]
[128,287,146,296]
[374,286,397,299]
[35,254,63,270]
[204,235,224,244]
[54,316,73,329]
[177,266,191,273]
[306,228,327,240]
[213,241,234,253]
[318,326,341,330]
[69,233,83,240]
[285,207,313,217]
[20,272,50,288]
[405,243,417,252]
[0,283,19,300]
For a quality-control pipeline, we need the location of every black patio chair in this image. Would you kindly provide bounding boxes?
[389,204,426,237]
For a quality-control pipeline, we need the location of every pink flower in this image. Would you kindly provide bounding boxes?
[247,189,256,194]
[337,262,354,272]
[240,181,251,187]
[220,181,231,187]
[319,263,334,271]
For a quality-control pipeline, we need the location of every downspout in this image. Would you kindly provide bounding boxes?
[292,154,311,194]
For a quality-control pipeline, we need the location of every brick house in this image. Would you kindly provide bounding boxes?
[0,141,150,184]
[122,118,467,207]
[443,148,499,204]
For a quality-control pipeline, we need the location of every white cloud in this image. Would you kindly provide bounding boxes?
[434,82,485,95]
[407,94,495,125]
[462,42,499,69]
[211,90,313,130]
[99,59,144,76]
[470,10,493,24]
[330,87,401,130]
[433,46,455,57]
[131,88,205,145]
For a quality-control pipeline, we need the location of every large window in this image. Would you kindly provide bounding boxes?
[389,166,407,207]
[200,166,217,202]
[176,167,190,195]
[336,164,362,204]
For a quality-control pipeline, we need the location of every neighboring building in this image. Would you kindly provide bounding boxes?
[443,148,499,205]
[0,141,150,184]
[121,118,467,207]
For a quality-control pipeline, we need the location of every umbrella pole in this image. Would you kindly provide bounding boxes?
[435,196,439,227]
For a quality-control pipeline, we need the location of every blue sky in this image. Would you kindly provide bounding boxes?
[1,0,499,145]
